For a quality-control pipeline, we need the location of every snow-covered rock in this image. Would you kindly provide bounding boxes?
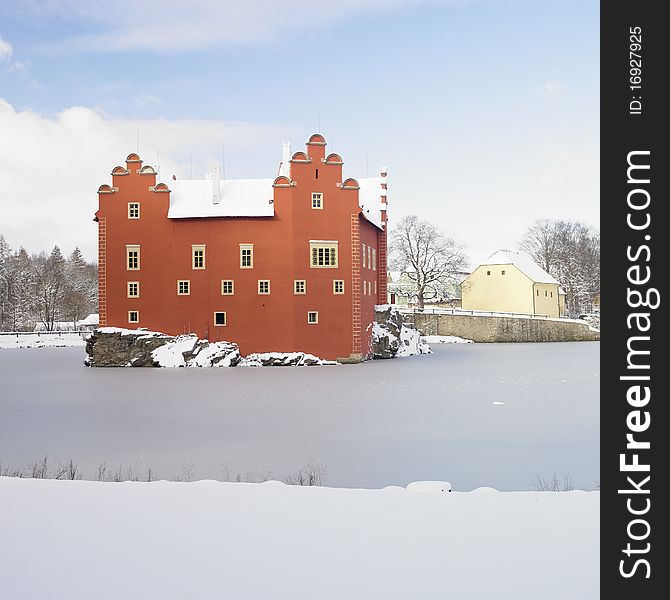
[239,352,336,367]
[85,328,177,367]
[85,329,241,368]
[371,305,431,359]
[85,328,336,368]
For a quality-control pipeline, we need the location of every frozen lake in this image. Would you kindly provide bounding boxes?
[0,343,599,490]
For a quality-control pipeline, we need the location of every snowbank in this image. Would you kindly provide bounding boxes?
[421,335,474,344]
[0,332,87,349]
[0,477,599,599]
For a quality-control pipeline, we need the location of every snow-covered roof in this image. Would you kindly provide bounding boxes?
[79,313,99,326]
[357,176,386,230]
[166,166,387,228]
[167,178,276,219]
[482,250,560,285]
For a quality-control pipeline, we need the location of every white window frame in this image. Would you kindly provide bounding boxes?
[221,280,235,295]
[311,192,323,209]
[128,310,139,324]
[307,311,319,324]
[177,280,190,296]
[192,245,206,270]
[372,248,377,271]
[310,241,338,268]
[127,281,140,298]
[128,202,140,219]
[213,311,227,327]
[294,280,306,295]
[240,244,254,269]
[126,245,140,271]
[258,280,271,295]
[333,280,345,295]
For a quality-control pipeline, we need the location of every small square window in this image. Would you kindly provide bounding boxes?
[501,270,505,275]
[486,270,491,276]
[214,312,226,326]
[311,193,323,209]
[333,280,344,294]
[192,245,206,270]
[258,280,270,295]
[221,280,234,295]
[294,280,306,295]
[307,311,318,324]
[128,203,140,219]
[177,280,190,295]
[128,310,139,324]
[127,281,139,298]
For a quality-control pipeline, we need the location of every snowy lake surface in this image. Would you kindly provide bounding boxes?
[0,343,599,490]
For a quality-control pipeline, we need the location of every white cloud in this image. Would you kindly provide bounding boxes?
[0,35,13,59]
[543,80,564,95]
[18,0,438,53]
[0,99,286,260]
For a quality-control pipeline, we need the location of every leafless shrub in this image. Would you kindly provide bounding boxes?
[284,459,327,487]
[29,456,49,479]
[174,463,195,482]
[96,462,108,481]
[531,472,575,492]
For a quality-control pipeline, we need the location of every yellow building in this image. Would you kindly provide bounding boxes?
[461,250,564,318]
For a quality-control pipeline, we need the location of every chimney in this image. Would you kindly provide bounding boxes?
[211,165,220,204]
[279,141,291,177]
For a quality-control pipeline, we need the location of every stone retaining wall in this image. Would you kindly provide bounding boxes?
[405,313,600,343]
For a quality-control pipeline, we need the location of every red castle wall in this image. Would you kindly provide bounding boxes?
[95,135,386,361]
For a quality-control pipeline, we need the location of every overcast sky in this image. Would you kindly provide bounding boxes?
[0,0,599,267]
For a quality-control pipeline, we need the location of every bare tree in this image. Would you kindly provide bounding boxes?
[520,220,600,316]
[389,216,468,310]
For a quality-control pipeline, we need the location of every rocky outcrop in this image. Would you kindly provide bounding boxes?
[84,328,176,367]
[371,305,431,359]
[85,328,241,368]
[85,328,333,368]
[239,352,336,367]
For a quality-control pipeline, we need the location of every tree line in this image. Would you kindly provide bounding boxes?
[0,235,98,331]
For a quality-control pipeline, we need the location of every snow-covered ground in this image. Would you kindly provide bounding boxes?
[0,477,599,599]
[421,335,474,344]
[0,332,87,349]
